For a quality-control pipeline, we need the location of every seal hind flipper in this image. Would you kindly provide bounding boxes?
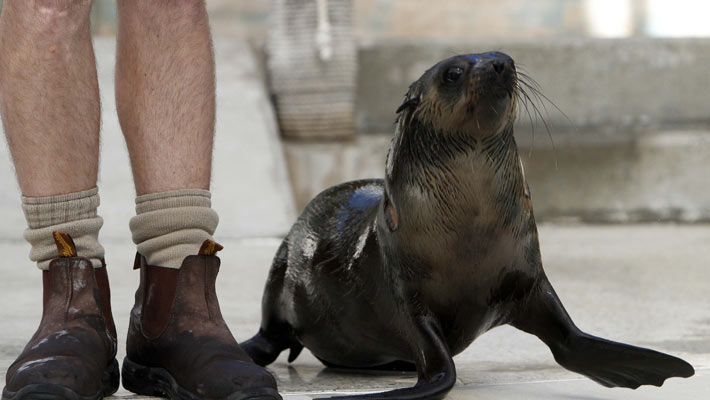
[242,241,303,366]
[512,277,695,388]
[241,329,303,366]
[327,316,455,400]
[288,343,304,363]
[553,333,695,388]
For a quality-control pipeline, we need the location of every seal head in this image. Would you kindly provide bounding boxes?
[395,52,516,136]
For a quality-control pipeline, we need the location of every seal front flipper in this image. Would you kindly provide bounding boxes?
[327,316,455,400]
[512,276,695,388]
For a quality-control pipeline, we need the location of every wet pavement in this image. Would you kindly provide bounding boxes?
[1,224,708,399]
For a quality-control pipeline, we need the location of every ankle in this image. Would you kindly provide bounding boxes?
[130,189,218,269]
[22,187,105,270]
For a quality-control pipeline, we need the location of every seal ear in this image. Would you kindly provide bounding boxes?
[396,96,420,114]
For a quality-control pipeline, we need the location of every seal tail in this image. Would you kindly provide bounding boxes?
[512,277,694,389]
[241,329,304,367]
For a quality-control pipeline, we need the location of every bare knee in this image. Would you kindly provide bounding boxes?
[2,0,94,40]
[160,0,207,17]
[33,0,93,15]
[32,0,94,29]
[118,0,207,25]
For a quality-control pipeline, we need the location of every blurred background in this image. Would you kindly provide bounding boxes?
[0,1,709,398]
[0,0,708,233]
[101,0,710,225]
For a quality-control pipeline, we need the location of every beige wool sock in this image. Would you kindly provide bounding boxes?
[130,189,219,269]
[22,187,105,270]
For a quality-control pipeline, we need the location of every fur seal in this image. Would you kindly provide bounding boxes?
[242,52,695,399]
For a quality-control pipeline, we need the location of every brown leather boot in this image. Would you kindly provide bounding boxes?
[122,240,281,400]
[2,232,119,400]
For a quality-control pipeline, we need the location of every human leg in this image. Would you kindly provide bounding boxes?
[0,0,105,269]
[116,0,218,270]
[116,0,214,196]
[115,1,280,398]
[0,1,117,399]
[0,0,100,197]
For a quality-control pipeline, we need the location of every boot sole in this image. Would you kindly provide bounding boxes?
[1,358,119,400]
[122,357,282,400]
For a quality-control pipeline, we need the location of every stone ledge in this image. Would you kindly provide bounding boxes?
[355,38,710,135]
[285,130,710,222]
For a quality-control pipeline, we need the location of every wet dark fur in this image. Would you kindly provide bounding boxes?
[242,53,694,399]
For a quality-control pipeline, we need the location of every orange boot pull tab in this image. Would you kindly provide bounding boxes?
[52,231,78,258]
[198,240,223,256]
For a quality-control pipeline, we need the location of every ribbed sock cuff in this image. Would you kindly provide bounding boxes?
[130,189,219,269]
[22,187,105,270]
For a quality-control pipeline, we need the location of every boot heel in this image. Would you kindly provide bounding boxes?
[121,357,174,398]
[102,359,120,396]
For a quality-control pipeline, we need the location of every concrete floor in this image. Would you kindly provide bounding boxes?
[1,224,708,399]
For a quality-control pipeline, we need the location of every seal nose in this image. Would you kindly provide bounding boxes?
[475,53,514,76]
[469,53,516,96]
[482,53,515,86]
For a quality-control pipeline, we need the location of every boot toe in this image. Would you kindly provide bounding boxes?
[6,355,102,398]
[193,359,278,399]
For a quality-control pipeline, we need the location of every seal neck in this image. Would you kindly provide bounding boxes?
[383,120,527,235]
[385,119,520,188]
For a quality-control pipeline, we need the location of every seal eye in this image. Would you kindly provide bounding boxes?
[444,67,464,83]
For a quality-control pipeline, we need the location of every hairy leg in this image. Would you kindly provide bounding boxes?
[0,5,118,399]
[115,6,281,398]
[116,0,215,196]
[0,0,100,196]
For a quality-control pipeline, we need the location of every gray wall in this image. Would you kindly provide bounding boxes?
[286,37,710,223]
[356,38,710,134]
[91,0,117,34]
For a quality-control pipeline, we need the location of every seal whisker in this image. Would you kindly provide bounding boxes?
[515,85,541,137]
[515,68,544,92]
[516,84,558,170]
[515,84,537,158]
[518,74,573,130]
[520,80,553,128]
